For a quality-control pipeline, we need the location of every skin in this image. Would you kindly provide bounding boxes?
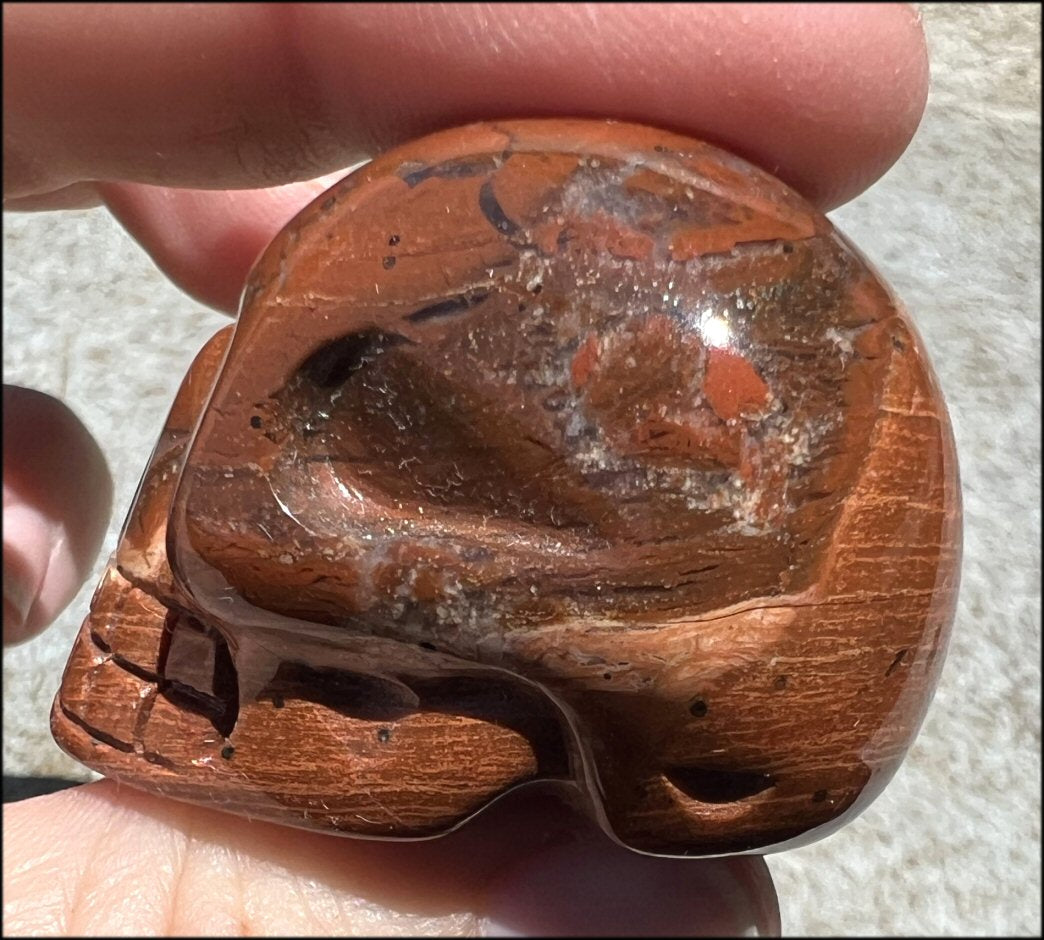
[2,3,929,935]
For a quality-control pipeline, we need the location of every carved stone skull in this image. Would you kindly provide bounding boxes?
[53,119,961,857]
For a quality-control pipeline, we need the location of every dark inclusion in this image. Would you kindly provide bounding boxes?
[689,699,709,718]
[398,154,504,188]
[407,291,490,324]
[478,180,522,237]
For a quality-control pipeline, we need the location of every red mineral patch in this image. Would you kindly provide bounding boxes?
[703,348,770,421]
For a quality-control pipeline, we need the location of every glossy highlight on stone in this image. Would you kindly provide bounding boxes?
[52,119,961,857]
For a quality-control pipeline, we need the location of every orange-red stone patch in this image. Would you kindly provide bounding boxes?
[702,348,771,421]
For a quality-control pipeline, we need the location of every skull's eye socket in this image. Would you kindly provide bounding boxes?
[273,324,600,531]
[297,329,409,389]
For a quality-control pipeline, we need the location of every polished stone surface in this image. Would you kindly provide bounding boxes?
[51,119,959,857]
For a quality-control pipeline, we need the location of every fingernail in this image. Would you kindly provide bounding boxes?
[479,837,779,938]
[3,558,34,636]
[2,495,69,645]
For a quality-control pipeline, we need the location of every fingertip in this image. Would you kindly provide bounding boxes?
[784,2,929,209]
[2,386,113,644]
[98,174,350,314]
[663,2,929,210]
[479,836,780,937]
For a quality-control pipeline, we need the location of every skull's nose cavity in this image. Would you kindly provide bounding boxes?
[663,766,777,804]
[158,612,239,739]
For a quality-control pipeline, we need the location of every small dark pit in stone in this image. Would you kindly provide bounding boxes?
[542,389,569,412]
[886,648,908,677]
[812,789,828,803]
[382,256,397,269]
[221,745,235,760]
[603,672,612,681]
[782,242,794,254]
[892,336,907,351]
[321,196,336,211]
[388,234,401,246]
[689,699,708,718]
[377,728,392,744]
[418,641,437,651]
[773,675,788,691]
[530,283,542,295]
[250,415,262,429]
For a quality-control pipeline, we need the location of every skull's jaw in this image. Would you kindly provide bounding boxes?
[51,564,575,839]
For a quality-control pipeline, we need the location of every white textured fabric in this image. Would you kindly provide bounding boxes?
[2,4,1040,935]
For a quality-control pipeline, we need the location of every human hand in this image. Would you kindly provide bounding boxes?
[3,3,928,935]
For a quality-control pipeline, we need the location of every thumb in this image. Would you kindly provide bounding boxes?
[3,781,781,936]
[2,385,112,645]
[480,832,780,937]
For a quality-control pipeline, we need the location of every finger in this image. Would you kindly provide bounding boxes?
[4,3,928,210]
[96,173,350,313]
[480,837,780,937]
[2,386,113,645]
[2,781,779,936]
